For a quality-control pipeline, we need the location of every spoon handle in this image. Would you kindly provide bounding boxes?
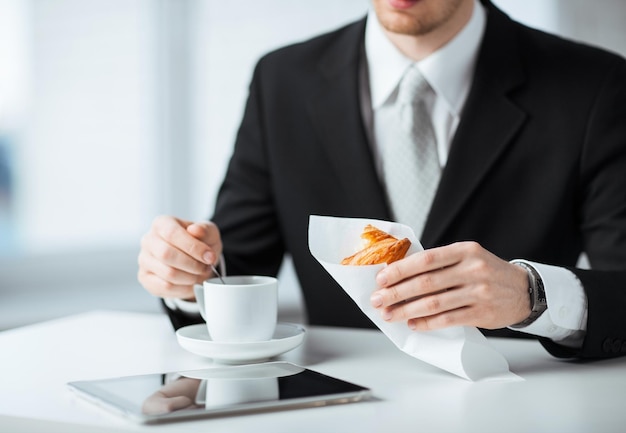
[209,263,226,284]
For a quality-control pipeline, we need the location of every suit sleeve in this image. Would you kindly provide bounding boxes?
[210,57,285,277]
[540,59,626,359]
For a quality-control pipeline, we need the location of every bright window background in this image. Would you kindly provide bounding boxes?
[0,0,624,330]
[1,0,159,255]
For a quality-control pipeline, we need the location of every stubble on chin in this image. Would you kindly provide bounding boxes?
[373,0,464,37]
[378,14,437,36]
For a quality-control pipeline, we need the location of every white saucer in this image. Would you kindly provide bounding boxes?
[176,322,306,364]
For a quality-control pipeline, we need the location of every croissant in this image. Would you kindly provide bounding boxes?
[341,224,411,265]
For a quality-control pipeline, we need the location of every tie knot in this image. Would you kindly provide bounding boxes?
[397,65,430,106]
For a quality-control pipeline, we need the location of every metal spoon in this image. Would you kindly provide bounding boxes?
[209,263,226,284]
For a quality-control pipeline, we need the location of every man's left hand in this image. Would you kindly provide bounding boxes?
[370,241,531,330]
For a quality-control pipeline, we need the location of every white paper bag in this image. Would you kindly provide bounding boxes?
[308,215,520,381]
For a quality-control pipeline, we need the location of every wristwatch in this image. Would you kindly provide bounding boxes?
[509,261,547,328]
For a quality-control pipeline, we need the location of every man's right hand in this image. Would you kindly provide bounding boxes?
[137,215,223,300]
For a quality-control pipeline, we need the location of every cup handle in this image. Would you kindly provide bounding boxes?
[193,284,207,322]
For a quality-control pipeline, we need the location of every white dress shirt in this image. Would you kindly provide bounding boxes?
[364,0,587,346]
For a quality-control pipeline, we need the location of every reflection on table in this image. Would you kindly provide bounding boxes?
[1,310,625,433]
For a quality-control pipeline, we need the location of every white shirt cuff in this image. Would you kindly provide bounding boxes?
[164,296,201,315]
[507,260,588,345]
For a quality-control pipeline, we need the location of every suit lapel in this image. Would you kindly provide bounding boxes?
[307,19,390,218]
[422,5,528,247]
[304,7,529,241]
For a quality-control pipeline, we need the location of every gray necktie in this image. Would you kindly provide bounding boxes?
[382,65,440,239]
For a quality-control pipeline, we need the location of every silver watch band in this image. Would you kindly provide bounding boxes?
[509,261,547,328]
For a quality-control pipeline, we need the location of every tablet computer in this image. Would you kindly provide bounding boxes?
[67,362,371,424]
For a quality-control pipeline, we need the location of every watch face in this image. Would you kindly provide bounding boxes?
[536,281,546,306]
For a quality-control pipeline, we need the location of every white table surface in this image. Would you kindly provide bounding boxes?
[1,310,625,433]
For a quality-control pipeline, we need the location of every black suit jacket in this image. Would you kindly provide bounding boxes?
[167,2,626,359]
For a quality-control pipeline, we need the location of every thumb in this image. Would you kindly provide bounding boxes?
[186,221,222,259]
[186,222,208,240]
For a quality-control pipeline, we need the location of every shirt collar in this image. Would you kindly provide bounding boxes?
[365,0,486,117]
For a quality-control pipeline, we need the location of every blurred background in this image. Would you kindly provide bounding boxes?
[0,0,624,330]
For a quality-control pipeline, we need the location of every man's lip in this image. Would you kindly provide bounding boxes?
[387,0,421,10]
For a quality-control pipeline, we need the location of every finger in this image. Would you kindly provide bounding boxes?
[137,269,196,299]
[371,266,464,308]
[161,396,195,412]
[142,232,210,276]
[376,244,465,288]
[379,286,468,322]
[187,222,222,257]
[142,394,195,415]
[154,217,215,265]
[139,250,210,287]
[406,306,474,331]
[187,223,206,240]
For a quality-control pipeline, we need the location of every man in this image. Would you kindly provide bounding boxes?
[138,0,626,359]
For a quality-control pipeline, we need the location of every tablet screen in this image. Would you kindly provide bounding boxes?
[68,362,371,423]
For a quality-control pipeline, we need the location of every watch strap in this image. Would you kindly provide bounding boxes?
[510,261,547,328]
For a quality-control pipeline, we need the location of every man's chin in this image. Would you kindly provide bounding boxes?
[377,13,433,37]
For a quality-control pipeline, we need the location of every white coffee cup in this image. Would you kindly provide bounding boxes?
[194,276,278,343]
[202,377,279,408]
